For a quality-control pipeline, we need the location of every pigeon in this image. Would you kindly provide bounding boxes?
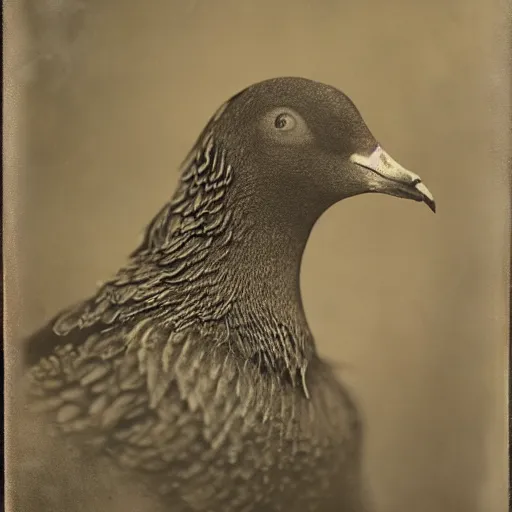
[18,77,435,512]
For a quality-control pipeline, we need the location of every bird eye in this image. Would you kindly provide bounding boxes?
[261,108,310,143]
[274,113,296,131]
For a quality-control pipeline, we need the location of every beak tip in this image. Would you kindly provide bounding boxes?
[414,181,436,213]
[425,198,436,213]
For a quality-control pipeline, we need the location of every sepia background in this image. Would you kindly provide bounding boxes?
[5,0,510,511]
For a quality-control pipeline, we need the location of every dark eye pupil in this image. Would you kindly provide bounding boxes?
[275,115,288,129]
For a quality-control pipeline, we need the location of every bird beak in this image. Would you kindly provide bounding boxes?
[350,146,436,213]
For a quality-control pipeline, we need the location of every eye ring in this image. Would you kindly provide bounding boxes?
[274,113,296,131]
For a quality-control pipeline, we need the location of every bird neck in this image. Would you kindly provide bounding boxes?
[132,161,318,384]
[118,131,326,388]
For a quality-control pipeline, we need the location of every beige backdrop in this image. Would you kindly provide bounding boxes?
[6,1,510,511]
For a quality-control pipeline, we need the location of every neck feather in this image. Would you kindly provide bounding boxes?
[54,129,317,387]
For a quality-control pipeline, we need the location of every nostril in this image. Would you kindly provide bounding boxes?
[412,178,421,186]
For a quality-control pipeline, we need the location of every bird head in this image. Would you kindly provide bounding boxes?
[205,76,435,224]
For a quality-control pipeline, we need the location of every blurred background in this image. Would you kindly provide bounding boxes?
[5,0,510,511]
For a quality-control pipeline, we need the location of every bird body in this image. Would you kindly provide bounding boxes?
[18,77,435,511]
[25,322,364,511]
